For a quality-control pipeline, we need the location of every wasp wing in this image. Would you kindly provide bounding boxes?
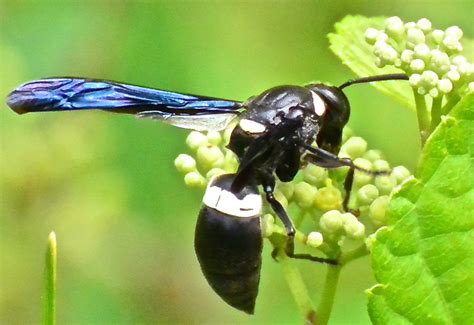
[6,78,242,131]
[136,111,238,131]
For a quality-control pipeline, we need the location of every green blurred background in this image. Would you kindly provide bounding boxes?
[1,1,472,324]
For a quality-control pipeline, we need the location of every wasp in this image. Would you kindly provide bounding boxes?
[6,73,408,314]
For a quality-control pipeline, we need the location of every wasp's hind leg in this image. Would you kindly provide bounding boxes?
[262,176,337,265]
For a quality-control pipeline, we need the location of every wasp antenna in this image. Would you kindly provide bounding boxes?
[339,73,409,89]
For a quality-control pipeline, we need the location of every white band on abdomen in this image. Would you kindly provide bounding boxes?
[203,185,262,218]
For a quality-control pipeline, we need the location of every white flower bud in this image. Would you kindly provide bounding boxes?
[410,59,425,72]
[353,158,373,186]
[373,159,390,172]
[340,212,358,224]
[354,157,372,170]
[385,16,405,38]
[306,232,324,247]
[374,57,384,68]
[196,145,225,169]
[357,184,380,206]
[186,131,208,150]
[376,32,389,42]
[374,175,397,195]
[382,45,399,64]
[340,212,365,239]
[342,136,368,159]
[446,68,461,82]
[344,220,366,240]
[263,213,274,224]
[445,26,463,40]
[452,55,467,66]
[174,154,197,173]
[443,35,463,52]
[417,87,427,95]
[409,73,422,87]
[391,166,411,184]
[405,22,416,29]
[431,29,444,44]
[373,40,388,57]
[363,149,383,162]
[369,196,390,226]
[206,167,226,180]
[277,182,294,200]
[420,70,439,89]
[184,171,206,188]
[429,88,440,98]
[337,237,346,247]
[438,78,453,94]
[457,61,471,75]
[366,233,377,251]
[401,49,414,63]
[320,210,343,233]
[407,28,425,47]
[303,164,328,186]
[206,131,222,145]
[293,181,317,209]
[314,186,342,211]
[342,127,354,142]
[223,149,238,172]
[365,28,379,45]
[417,18,432,32]
[386,16,404,28]
[261,214,275,237]
[414,43,431,61]
[430,50,450,74]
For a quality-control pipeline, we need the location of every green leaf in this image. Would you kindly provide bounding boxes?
[367,93,474,324]
[328,16,414,110]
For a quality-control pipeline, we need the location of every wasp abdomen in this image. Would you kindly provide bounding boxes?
[195,174,263,314]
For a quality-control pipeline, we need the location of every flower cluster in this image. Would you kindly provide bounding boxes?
[365,17,473,98]
[174,127,412,255]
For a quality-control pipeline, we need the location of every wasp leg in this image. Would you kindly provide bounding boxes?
[342,167,355,212]
[262,177,337,265]
[303,145,388,212]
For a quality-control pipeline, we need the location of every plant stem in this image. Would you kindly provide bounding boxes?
[316,264,342,325]
[279,254,316,322]
[441,93,460,115]
[44,231,57,325]
[340,244,369,265]
[430,97,443,132]
[413,90,430,145]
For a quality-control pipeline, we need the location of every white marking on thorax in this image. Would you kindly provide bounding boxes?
[203,185,262,218]
[239,119,267,134]
[310,91,327,116]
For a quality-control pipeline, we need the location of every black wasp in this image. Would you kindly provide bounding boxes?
[7,73,408,314]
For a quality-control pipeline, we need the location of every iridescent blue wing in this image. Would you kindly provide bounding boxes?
[6,78,243,131]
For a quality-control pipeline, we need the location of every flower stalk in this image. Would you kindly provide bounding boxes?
[316,264,342,325]
[43,231,57,325]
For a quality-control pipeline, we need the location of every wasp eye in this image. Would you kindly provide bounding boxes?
[310,91,327,116]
